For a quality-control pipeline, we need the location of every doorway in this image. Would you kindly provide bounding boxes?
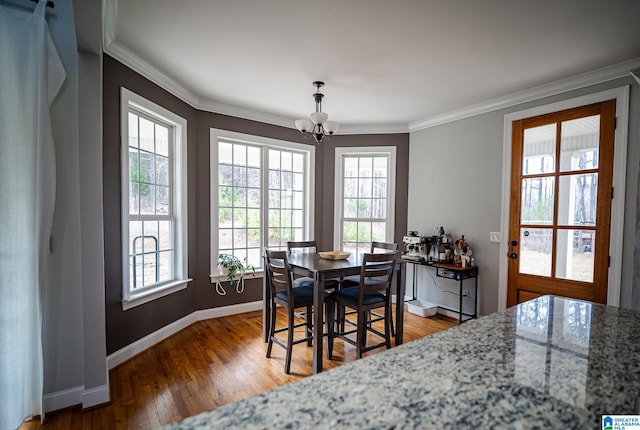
[507,100,615,306]
[498,86,629,309]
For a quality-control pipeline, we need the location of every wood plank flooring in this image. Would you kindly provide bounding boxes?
[21,307,456,429]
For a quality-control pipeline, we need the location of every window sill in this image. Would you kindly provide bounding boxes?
[122,279,192,311]
[210,271,264,283]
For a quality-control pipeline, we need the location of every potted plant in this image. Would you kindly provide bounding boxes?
[216,254,256,294]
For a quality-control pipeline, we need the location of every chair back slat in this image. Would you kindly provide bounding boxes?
[371,241,398,253]
[264,249,293,296]
[358,251,399,296]
[287,240,317,254]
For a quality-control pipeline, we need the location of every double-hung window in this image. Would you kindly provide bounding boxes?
[211,129,314,277]
[334,147,396,258]
[121,88,190,309]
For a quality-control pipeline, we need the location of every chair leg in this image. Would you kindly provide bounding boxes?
[284,306,295,374]
[305,304,313,346]
[326,300,335,359]
[356,310,367,359]
[266,301,276,358]
[385,305,392,349]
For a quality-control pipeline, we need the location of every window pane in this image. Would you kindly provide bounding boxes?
[269,170,280,188]
[219,186,233,208]
[293,173,304,191]
[344,157,358,177]
[359,178,372,198]
[139,117,155,153]
[521,177,554,225]
[156,156,169,186]
[247,146,261,168]
[219,142,233,164]
[269,150,280,170]
[373,178,387,198]
[234,229,247,248]
[143,253,158,285]
[219,165,233,186]
[129,182,139,215]
[247,189,260,208]
[292,153,304,172]
[155,124,169,157]
[233,144,246,166]
[128,113,139,148]
[359,157,372,177]
[343,222,358,242]
[373,156,387,177]
[158,220,172,251]
[372,199,386,218]
[156,186,170,215]
[269,190,280,208]
[556,229,594,283]
[139,152,156,184]
[519,228,552,277]
[357,199,372,218]
[357,222,372,242]
[233,208,247,228]
[140,184,156,215]
[344,178,357,197]
[560,115,599,172]
[219,208,232,227]
[523,123,556,175]
[344,198,358,218]
[233,166,247,187]
[219,229,233,249]
[372,222,386,241]
[247,167,260,188]
[281,151,292,171]
[247,228,261,247]
[233,188,246,207]
[158,251,173,282]
[558,174,597,227]
[247,209,260,228]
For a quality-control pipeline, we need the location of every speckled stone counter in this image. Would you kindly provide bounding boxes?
[164,296,640,429]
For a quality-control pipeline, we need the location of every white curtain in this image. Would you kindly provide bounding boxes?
[0,1,65,428]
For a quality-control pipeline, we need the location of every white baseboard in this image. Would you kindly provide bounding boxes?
[82,384,110,409]
[44,386,83,413]
[107,300,263,370]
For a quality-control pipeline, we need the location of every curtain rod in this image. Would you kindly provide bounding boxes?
[29,0,54,8]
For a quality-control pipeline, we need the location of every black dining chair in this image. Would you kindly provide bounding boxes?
[264,248,328,374]
[326,251,399,359]
[340,241,398,336]
[287,240,340,290]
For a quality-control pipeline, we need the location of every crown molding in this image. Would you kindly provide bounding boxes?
[409,57,640,132]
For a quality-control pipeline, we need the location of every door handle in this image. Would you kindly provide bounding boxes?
[509,252,518,259]
[511,240,518,246]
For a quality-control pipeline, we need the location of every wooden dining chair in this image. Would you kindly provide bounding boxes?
[264,248,328,374]
[340,241,398,336]
[326,251,399,359]
[287,240,339,290]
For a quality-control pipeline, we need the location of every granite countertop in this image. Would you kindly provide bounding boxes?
[164,296,640,429]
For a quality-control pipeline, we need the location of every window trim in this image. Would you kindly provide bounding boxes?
[333,146,397,251]
[210,128,315,280]
[120,87,191,310]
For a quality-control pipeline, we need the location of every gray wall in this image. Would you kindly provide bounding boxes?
[103,55,409,354]
[409,78,639,315]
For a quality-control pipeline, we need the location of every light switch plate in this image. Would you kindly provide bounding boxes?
[489,232,501,243]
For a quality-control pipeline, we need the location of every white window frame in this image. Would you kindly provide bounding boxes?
[120,88,191,310]
[333,146,397,252]
[210,129,315,280]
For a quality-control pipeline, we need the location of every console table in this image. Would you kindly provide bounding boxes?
[405,259,478,324]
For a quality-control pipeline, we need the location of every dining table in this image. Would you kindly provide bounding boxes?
[262,252,407,374]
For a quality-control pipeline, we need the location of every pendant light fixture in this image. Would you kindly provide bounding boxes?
[294,81,339,143]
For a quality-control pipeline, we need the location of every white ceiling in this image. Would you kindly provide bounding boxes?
[104,0,640,133]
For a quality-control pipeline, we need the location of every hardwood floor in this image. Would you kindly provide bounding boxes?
[21,307,456,429]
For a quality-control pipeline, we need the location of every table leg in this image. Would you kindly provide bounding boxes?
[312,273,323,374]
[395,263,406,346]
[263,271,270,342]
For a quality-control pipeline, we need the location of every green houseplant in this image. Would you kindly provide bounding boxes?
[217,254,255,293]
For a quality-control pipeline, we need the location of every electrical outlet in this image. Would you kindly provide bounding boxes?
[489,232,501,243]
[462,289,469,298]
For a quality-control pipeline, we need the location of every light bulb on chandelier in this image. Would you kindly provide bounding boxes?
[295,81,339,143]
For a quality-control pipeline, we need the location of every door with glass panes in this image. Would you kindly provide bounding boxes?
[507,100,615,306]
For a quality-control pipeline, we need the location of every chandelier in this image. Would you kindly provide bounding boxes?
[294,81,339,143]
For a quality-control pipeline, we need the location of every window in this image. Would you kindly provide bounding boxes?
[211,129,314,277]
[121,88,190,309]
[334,147,396,258]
